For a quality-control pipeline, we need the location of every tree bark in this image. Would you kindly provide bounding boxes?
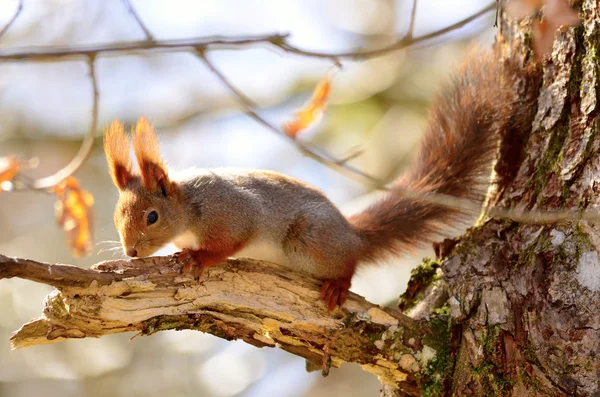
[0,254,438,396]
[432,2,600,396]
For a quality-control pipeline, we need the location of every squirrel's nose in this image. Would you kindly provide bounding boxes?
[126,248,138,257]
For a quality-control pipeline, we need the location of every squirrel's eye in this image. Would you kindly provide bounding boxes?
[147,211,159,226]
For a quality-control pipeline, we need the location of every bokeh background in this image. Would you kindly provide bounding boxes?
[0,1,494,396]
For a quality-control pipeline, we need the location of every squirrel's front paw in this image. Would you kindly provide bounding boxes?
[174,249,204,281]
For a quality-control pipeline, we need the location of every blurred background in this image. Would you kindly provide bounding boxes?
[0,0,495,396]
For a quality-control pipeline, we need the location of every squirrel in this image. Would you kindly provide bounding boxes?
[104,48,540,310]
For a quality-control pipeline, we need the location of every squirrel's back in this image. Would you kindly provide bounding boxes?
[175,168,360,277]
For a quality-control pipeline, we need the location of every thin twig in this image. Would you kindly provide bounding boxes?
[0,0,23,40]
[0,3,495,63]
[494,0,500,27]
[334,146,365,166]
[277,2,495,60]
[487,206,600,224]
[406,0,418,39]
[0,34,289,61]
[31,56,99,190]
[120,0,155,42]
[195,50,384,188]
[193,47,259,108]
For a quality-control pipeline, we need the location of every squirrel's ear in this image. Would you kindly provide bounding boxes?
[132,117,172,195]
[104,119,134,190]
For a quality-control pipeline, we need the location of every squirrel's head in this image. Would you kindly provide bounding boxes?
[104,118,184,258]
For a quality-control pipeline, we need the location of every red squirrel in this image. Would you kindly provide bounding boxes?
[104,48,540,310]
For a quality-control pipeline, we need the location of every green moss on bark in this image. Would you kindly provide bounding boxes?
[418,311,456,397]
[399,259,441,311]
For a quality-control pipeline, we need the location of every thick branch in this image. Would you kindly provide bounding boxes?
[0,254,438,394]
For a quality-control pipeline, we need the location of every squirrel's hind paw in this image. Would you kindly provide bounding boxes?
[320,279,351,311]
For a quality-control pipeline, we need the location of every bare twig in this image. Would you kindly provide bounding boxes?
[494,0,500,27]
[406,0,419,39]
[335,146,365,166]
[196,50,384,188]
[193,47,259,108]
[0,0,23,41]
[0,3,495,63]
[120,0,155,42]
[487,206,600,224]
[0,254,116,287]
[0,34,289,61]
[30,56,99,190]
[277,2,496,60]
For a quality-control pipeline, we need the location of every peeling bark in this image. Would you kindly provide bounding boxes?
[438,3,600,396]
[0,254,444,396]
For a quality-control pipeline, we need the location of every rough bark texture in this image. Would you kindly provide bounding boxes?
[0,254,446,396]
[429,2,600,396]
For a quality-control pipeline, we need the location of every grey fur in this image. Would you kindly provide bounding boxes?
[174,168,362,279]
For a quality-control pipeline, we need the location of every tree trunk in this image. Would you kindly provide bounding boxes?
[408,2,600,396]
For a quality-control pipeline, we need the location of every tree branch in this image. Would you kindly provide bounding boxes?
[277,2,495,60]
[0,3,495,63]
[406,0,419,40]
[29,56,99,190]
[0,253,434,394]
[0,0,23,40]
[195,51,383,188]
[120,0,155,43]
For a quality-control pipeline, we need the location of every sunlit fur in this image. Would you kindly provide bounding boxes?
[132,118,167,192]
[113,178,186,257]
[103,120,133,189]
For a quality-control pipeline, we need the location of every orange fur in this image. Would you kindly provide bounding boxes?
[132,117,170,193]
[349,49,541,264]
[103,119,134,190]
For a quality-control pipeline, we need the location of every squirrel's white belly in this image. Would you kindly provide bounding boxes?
[234,238,289,267]
[172,230,289,266]
[172,230,200,250]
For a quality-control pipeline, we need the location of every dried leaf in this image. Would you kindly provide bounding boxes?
[0,156,20,191]
[283,67,338,138]
[544,0,580,27]
[52,176,95,257]
[508,0,580,61]
[532,0,580,60]
[507,0,544,19]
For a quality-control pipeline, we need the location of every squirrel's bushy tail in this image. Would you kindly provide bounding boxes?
[349,49,541,263]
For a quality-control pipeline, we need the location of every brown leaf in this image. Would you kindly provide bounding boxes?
[508,0,580,61]
[52,176,95,257]
[544,0,580,28]
[283,67,338,138]
[533,0,580,60]
[507,0,544,20]
[0,156,20,191]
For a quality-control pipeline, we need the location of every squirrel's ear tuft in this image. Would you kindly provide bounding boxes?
[104,119,134,190]
[132,117,172,195]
